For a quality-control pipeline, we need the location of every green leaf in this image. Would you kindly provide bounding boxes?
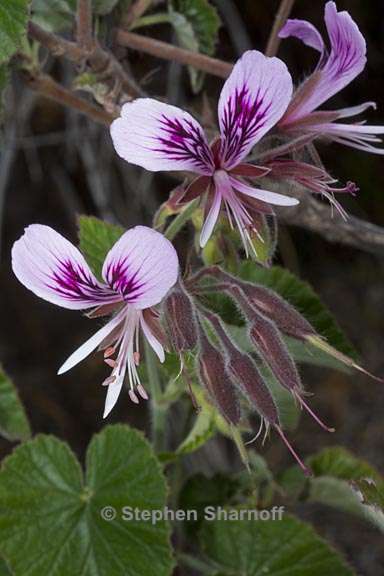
[353,478,384,510]
[200,513,354,575]
[31,0,75,34]
[307,447,384,532]
[238,263,358,360]
[31,0,120,33]
[281,447,384,533]
[0,0,30,65]
[308,446,382,481]
[0,368,31,442]
[308,477,384,533]
[0,425,174,576]
[0,65,10,130]
[0,558,12,576]
[172,0,220,55]
[78,215,124,279]
[176,409,215,455]
[169,0,220,92]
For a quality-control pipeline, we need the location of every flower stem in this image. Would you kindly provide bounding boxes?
[115,29,233,78]
[265,0,296,56]
[144,340,167,452]
[164,198,200,241]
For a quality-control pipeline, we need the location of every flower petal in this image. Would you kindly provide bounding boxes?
[12,225,117,310]
[58,309,126,374]
[279,19,325,53]
[200,187,222,247]
[332,101,376,119]
[309,122,384,155]
[140,316,165,362]
[102,226,179,309]
[218,50,293,169]
[110,98,214,174]
[103,372,125,418]
[285,2,366,120]
[230,177,299,206]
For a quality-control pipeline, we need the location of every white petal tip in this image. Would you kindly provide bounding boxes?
[103,406,112,419]
[57,364,69,376]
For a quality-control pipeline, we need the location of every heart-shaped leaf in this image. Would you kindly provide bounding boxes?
[200,513,354,575]
[0,425,174,576]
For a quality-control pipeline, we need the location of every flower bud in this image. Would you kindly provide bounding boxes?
[227,351,279,426]
[203,310,279,426]
[197,327,241,425]
[249,314,301,393]
[191,265,316,340]
[162,281,198,353]
[227,284,302,393]
[240,283,316,340]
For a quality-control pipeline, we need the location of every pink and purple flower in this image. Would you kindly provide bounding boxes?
[278,1,384,155]
[110,50,299,256]
[12,224,179,417]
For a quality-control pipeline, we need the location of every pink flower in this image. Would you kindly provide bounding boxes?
[278,1,384,154]
[12,224,179,417]
[110,50,298,256]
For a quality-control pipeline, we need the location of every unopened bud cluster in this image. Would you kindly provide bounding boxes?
[160,266,380,475]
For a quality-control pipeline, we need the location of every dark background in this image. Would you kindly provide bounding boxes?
[0,1,383,573]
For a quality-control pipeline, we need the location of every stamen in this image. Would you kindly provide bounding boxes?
[104,358,117,368]
[102,375,116,387]
[245,417,264,445]
[137,384,148,400]
[295,392,335,433]
[275,425,312,476]
[104,347,116,359]
[262,421,270,446]
[133,351,140,366]
[129,389,140,404]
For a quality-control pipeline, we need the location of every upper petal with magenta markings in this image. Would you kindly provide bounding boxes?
[12,224,118,310]
[102,225,179,309]
[110,98,214,174]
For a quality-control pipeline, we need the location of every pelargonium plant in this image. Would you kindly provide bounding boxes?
[1,1,384,575]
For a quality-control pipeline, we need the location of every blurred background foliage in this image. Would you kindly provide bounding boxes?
[0,1,383,574]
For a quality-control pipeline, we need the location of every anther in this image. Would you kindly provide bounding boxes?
[102,375,116,387]
[104,347,116,359]
[137,384,148,400]
[129,389,140,404]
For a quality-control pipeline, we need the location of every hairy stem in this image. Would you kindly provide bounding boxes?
[164,198,200,241]
[265,0,296,56]
[28,21,142,98]
[24,71,115,126]
[123,0,154,28]
[115,29,233,78]
[76,0,93,52]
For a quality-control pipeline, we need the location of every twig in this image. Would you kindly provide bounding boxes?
[115,29,233,78]
[28,21,142,97]
[76,0,93,52]
[24,71,115,126]
[265,0,296,57]
[123,0,153,29]
[28,22,83,62]
[276,187,384,256]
